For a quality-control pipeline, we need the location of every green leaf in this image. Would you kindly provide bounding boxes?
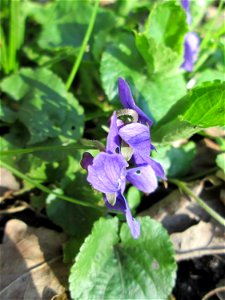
[135,33,179,75]
[115,0,151,16]
[127,186,141,211]
[63,237,84,263]
[216,137,225,151]
[152,81,225,143]
[216,153,225,173]
[69,217,177,300]
[29,0,116,53]
[0,125,30,166]
[100,32,186,123]
[0,68,84,144]
[145,2,187,52]
[30,192,47,210]
[0,102,17,123]
[69,217,119,299]
[152,142,197,178]
[196,69,225,86]
[46,181,103,238]
[135,1,188,74]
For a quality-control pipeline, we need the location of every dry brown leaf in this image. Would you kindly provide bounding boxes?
[0,168,20,199]
[0,200,30,214]
[217,279,225,300]
[0,219,68,300]
[217,170,225,182]
[204,127,225,138]
[140,180,225,261]
[171,221,225,261]
[220,190,225,206]
[202,175,223,190]
[140,188,202,233]
[204,138,221,151]
[51,291,69,300]
[189,139,219,175]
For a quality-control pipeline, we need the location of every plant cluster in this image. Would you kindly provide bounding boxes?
[0,0,224,299]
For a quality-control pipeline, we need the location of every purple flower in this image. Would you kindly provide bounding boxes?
[87,152,159,239]
[80,152,94,170]
[81,78,166,239]
[181,0,200,72]
[181,32,200,72]
[118,78,153,126]
[118,122,166,180]
[181,0,191,25]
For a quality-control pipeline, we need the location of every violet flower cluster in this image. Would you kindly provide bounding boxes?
[81,78,165,239]
[181,0,200,72]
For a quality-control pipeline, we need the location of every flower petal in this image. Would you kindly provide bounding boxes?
[118,78,153,126]
[118,77,136,108]
[126,165,158,194]
[87,153,128,194]
[106,112,120,154]
[181,0,191,24]
[147,157,167,180]
[133,105,153,127]
[104,192,140,239]
[119,123,151,158]
[133,153,166,180]
[181,32,199,72]
[80,152,94,170]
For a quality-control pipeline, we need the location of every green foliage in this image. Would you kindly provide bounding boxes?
[69,217,176,300]
[0,102,17,123]
[1,1,224,298]
[46,177,103,238]
[196,69,225,85]
[63,237,85,263]
[152,142,197,178]
[152,81,225,142]
[216,153,225,173]
[1,68,84,144]
[135,1,188,74]
[127,186,141,211]
[101,32,187,123]
[25,0,116,55]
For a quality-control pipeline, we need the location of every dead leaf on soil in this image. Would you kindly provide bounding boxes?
[171,221,225,261]
[217,279,225,300]
[0,219,68,300]
[0,168,20,200]
[189,139,220,175]
[140,180,225,261]
[204,127,225,138]
[0,200,30,214]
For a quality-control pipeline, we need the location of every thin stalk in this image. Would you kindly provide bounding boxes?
[9,0,20,71]
[170,179,225,227]
[66,0,100,91]
[194,0,224,73]
[0,26,9,73]
[198,0,224,52]
[183,167,218,181]
[0,143,97,157]
[0,160,104,211]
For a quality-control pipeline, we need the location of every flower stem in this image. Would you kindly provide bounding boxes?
[183,167,218,181]
[9,0,20,71]
[194,0,224,73]
[198,0,224,52]
[170,179,225,227]
[0,142,97,157]
[0,160,104,212]
[66,0,100,91]
[0,26,9,74]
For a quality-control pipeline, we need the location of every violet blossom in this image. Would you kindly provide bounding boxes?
[181,0,200,72]
[81,78,165,239]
